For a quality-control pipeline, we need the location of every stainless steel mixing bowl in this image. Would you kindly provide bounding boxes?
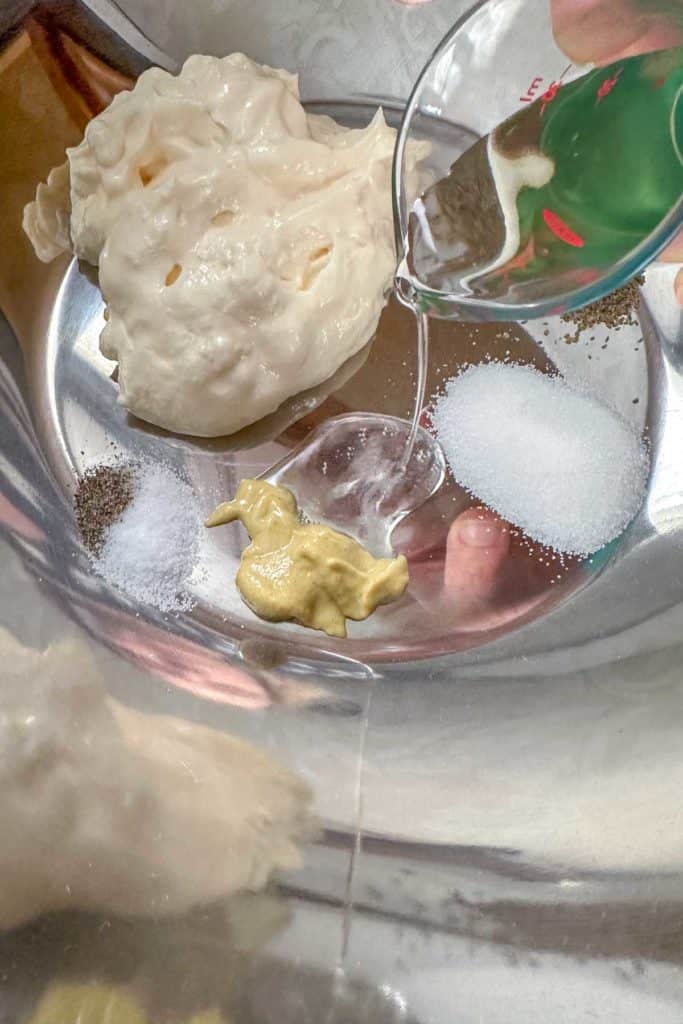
[2,1,683,1020]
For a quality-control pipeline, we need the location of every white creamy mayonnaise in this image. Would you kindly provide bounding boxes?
[24,54,419,437]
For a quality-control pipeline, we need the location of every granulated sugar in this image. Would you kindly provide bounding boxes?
[94,462,201,613]
[432,362,649,556]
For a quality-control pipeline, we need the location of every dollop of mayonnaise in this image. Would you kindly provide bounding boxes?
[0,628,313,930]
[22,161,71,263]
[24,54,421,437]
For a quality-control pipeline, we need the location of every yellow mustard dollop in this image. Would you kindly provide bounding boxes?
[206,479,409,638]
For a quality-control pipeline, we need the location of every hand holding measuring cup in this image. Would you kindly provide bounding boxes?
[394,0,683,320]
[552,0,683,303]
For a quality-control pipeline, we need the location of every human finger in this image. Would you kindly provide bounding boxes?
[443,507,511,603]
[551,0,683,64]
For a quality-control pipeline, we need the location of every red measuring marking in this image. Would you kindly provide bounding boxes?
[596,66,623,103]
[540,81,561,114]
[496,237,536,290]
[520,76,544,103]
[520,64,573,109]
[505,235,536,272]
[543,209,585,247]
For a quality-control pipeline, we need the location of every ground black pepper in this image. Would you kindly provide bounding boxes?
[561,276,644,341]
[74,464,134,554]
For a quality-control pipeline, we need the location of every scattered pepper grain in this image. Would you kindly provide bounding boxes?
[561,276,644,341]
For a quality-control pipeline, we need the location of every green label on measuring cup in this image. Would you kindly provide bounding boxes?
[510,46,683,284]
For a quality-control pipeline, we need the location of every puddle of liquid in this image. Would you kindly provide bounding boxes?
[262,411,446,558]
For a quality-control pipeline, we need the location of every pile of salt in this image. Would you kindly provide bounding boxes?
[94,463,201,613]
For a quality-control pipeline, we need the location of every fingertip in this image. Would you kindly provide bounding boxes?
[444,508,511,601]
[550,0,683,64]
[447,509,510,552]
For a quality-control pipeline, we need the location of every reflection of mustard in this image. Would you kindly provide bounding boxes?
[28,984,146,1024]
[28,983,231,1024]
[206,479,409,638]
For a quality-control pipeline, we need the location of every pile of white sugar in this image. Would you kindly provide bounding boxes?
[94,462,201,613]
[432,362,650,556]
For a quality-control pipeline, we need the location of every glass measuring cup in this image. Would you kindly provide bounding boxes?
[393,0,683,321]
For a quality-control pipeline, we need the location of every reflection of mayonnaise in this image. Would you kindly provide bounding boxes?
[0,628,313,929]
[462,138,554,287]
[24,54,426,438]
